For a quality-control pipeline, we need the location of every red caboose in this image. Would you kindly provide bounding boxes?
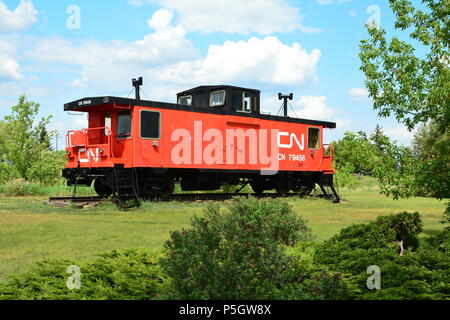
[63,79,339,201]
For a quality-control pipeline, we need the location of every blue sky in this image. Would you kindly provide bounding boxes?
[0,0,417,149]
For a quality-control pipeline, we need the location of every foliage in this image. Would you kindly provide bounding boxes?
[333,131,378,175]
[410,123,449,200]
[334,164,361,190]
[0,162,20,184]
[280,242,352,300]
[0,96,66,185]
[359,0,449,206]
[161,197,316,299]
[360,0,449,131]
[0,179,43,197]
[0,249,168,300]
[368,123,449,201]
[0,180,94,197]
[314,212,450,300]
[27,151,67,185]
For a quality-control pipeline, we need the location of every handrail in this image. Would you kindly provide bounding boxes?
[66,127,114,159]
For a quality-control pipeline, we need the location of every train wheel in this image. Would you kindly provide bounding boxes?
[158,180,174,199]
[140,178,157,200]
[94,178,112,198]
[295,186,314,197]
[292,182,315,197]
[251,183,265,195]
[275,179,291,196]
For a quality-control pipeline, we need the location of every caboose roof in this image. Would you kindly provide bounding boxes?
[177,85,261,96]
[64,95,337,129]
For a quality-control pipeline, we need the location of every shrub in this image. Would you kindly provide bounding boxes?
[0,249,169,300]
[26,151,66,185]
[335,165,361,190]
[161,197,316,300]
[0,179,42,196]
[0,162,19,184]
[314,212,449,300]
[280,242,352,300]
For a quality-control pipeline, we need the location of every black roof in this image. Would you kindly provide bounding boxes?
[64,96,337,129]
[177,85,260,96]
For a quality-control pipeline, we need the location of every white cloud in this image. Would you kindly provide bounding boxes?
[384,125,415,144]
[160,36,321,86]
[0,0,38,32]
[25,34,321,94]
[348,87,370,103]
[116,9,197,64]
[0,36,23,81]
[27,9,197,68]
[0,54,22,80]
[25,9,198,90]
[134,0,321,34]
[8,8,321,103]
[348,9,357,17]
[293,96,334,120]
[261,95,334,121]
[335,119,352,129]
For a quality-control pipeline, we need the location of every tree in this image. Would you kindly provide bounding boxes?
[370,124,388,153]
[0,120,8,160]
[333,131,378,175]
[2,95,54,181]
[359,0,449,204]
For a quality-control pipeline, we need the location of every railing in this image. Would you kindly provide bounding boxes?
[66,127,114,161]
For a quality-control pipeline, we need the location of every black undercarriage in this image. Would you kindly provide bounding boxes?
[62,167,340,202]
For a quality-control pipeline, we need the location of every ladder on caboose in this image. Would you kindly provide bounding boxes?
[112,167,141,208]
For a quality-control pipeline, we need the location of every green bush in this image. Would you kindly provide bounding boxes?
[26,151,66,185]
[0,249,169,300]
[161,197,320,299]
[314,212,449,300]
[280,242,352,300]
[335,165,361,190]
[0,179,43,196]
[0,162,19,184]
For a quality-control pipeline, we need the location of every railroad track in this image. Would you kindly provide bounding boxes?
[47,193,314,206]
[164,192,304,202]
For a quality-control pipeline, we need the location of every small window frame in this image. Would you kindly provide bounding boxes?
[117,110,132,140]
[178,95,192,106]
[308,127,321,150]
[140,109,161,140]
[104,113,111,136]
[209,90,226,107]
[235,91,253,114]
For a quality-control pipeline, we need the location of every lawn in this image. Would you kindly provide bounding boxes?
[0,181,447,282]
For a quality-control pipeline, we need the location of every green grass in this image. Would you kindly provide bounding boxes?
[0,180,95,197]
[0,177,447,282]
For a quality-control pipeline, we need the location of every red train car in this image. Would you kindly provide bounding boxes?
[63,79,339,200]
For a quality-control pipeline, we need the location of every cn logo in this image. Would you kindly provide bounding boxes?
[78,148,100,163]
[278,132,304,151]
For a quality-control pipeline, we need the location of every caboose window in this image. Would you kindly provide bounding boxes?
[210,90,225,107]
[140,110,160,139]
[308,127,320,149]
[117,111,132,139]
[234,91,252,113]
[178,95,192,106]
[104,113,111,136]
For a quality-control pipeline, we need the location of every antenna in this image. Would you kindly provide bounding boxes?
[278,93,293,117]
[132,77,143,100]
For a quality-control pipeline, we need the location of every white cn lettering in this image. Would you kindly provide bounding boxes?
[278,132,304,151]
